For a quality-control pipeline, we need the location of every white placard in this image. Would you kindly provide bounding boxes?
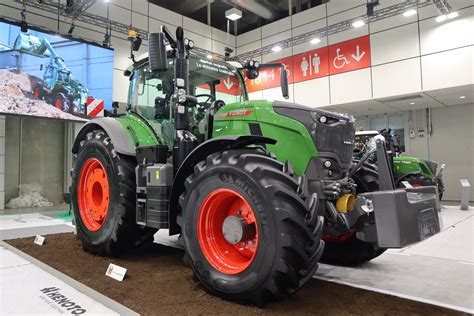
[34,235,45,246]
[105,263,127,281]
[401,181,413,188]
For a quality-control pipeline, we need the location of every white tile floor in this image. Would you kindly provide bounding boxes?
[315,205,474,313]
[0,213,75,240]
[0,245,119,315]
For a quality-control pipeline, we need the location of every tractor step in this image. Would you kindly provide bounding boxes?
[135,145,173,229]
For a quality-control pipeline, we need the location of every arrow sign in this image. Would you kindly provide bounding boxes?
[351,45,365,62]
[223,78,233,90]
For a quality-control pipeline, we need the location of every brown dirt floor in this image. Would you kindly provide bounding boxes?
[5,233,464,316]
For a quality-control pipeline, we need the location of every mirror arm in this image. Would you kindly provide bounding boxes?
[160,25,176,47]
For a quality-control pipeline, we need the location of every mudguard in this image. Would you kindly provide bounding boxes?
[168,135,277,235]
[72,117,135,156]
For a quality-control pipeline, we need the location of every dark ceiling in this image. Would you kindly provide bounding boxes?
[148,0,327,35]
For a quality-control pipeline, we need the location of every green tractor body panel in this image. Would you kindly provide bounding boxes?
[212,100,318,175]
[116,113,161,148]
[393,156,436,178]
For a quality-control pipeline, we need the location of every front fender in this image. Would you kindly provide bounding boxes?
[72,117,136,156]
[168,135,276,235]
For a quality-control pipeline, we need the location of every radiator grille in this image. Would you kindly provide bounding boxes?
[314,121,355,165]
[248,123,263,136]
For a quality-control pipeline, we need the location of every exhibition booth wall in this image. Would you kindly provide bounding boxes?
[0,0,471,209]
[0,0,236,211]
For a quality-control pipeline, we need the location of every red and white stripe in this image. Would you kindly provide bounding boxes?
[86,97,104,117]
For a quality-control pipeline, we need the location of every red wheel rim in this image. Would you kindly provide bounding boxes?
[77,158,110,231]
[323,230,355,243]
[55,98,62,109]
[34,87,40,98]
[197,188,259,275]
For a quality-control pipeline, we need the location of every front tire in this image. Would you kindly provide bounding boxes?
[53,93,69,112]
[179,150,324,305]
[71,129,156,255]
[321,165,386,266]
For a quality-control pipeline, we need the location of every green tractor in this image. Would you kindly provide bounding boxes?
[354,130,445,200]
[70,26,441,304]
[13,33,88,113]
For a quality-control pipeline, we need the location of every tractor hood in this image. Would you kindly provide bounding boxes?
[214,99,356,174]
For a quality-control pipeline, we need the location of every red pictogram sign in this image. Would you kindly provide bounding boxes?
[246,35,371,92]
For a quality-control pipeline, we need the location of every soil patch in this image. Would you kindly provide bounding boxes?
[5,234,463,315]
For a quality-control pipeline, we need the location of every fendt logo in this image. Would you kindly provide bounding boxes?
[39,287,87,314]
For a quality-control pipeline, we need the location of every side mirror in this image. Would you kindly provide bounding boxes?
[280,68,289,99]
[148,32,168,72]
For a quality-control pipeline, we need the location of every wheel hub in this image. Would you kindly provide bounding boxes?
[77,158,110,231]
[222,215,256,244]
[197,188,259,274]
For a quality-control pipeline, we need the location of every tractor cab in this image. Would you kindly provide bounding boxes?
[126,54,248,148]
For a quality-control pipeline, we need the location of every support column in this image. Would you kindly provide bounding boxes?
[0,115,5,212]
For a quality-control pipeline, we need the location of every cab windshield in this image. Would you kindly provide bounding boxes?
[129,55,247,120]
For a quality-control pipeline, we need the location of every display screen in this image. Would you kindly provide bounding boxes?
[0,19,114,121]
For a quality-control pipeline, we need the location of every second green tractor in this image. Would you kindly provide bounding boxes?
[70,26,441,305]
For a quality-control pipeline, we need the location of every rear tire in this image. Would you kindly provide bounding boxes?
[179,150,324,305]
[33,84,43,99]
[71,129,156,256]
[53,93,69,112]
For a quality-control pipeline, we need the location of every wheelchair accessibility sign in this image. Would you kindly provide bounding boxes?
[328,36,371,75]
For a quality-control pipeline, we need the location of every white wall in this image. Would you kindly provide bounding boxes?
[235,1,474,107]
[0,0,236,103]
[405,104,474,202]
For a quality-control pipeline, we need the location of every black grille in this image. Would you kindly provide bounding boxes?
[314,121,355,166]
[248,123,263,136]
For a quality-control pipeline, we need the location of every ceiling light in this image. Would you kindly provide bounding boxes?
[352,20,365,28]
[403,9,417,17]
[310,37,321,44]
[410,102,415,105]
[271,46,282,52]
[225,8,242,21]
[459,95,466,99]
[447,11,459,19]
[436,14,447,23]
[206,54,213,59]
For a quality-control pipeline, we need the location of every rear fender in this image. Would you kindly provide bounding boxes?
[168,135,276,235]
[72,118,135,156]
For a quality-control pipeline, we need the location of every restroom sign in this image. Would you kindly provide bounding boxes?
[293,46,329,83]
[328,36,371,75]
